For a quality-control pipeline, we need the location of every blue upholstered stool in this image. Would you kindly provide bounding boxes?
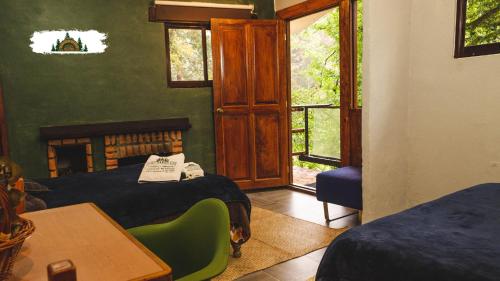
[316,166,362,222]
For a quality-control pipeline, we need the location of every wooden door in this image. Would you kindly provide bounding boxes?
[211,19,288,189]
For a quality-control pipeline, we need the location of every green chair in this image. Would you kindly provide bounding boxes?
[128,198,230,281]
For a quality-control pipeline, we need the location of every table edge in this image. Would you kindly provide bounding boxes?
[87,203,172,277]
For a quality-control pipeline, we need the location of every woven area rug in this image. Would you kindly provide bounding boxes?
[214,207,346,281]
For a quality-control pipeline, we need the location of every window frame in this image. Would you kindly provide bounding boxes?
[454,0,500,58]
[165,22,213,88]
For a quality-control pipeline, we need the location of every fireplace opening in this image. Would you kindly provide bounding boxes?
[55,144,87,176]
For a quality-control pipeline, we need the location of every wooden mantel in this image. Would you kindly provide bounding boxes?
[40,118,191,140]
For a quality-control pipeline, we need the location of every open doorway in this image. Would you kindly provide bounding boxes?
[290,7,341,188]
[286,0,363,190]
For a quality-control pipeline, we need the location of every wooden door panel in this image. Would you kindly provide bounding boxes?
[222,114,252,180]
[220,26,248,106]
[254,112,281,179]
[212,19,288,190]
[251,24,279,105]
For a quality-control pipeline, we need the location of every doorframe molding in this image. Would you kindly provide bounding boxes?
[276,0,341,20]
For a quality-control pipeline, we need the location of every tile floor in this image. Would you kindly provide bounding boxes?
[292,166,321,187]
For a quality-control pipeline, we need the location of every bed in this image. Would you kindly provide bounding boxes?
[30,163,251,257]
[316,183,500,281]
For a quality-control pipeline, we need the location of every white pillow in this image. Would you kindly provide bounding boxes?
[138,153,185,183]
[182,162,204,180]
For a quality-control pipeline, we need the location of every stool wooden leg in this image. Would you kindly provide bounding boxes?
[358,210,363,223]
[323,202,330,221]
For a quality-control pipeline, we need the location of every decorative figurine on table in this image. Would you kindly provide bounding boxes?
[0,157,35,280]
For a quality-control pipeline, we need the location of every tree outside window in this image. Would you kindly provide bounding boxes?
[165,23,212,87]
[455,0,500,58]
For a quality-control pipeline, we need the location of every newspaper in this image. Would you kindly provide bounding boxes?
[138,153,185,183]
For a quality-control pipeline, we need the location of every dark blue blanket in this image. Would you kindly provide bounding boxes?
[34,164,251,229]
[317,183,500,281]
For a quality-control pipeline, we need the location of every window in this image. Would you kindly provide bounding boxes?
[165,23,212,87]
[455,0,500,58]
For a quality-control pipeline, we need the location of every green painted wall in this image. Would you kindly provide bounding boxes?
[0,0,274,178]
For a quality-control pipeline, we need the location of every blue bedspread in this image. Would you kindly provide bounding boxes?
[34,164,251,229]
[317,183,500,281]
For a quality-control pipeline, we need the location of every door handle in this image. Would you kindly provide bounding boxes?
[216,108,224,113]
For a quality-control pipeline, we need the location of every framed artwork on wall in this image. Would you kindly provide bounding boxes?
[30,30,107,55]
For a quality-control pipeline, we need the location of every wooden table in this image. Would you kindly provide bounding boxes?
[12,203,172,281]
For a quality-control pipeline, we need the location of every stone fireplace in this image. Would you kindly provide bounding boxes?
[40,118,190,178]
[104,131,182,170]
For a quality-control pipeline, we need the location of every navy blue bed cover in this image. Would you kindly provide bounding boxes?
[34,163,251,229]
[317,183,500,281]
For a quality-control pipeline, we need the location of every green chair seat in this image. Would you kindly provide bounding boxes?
[128,198,230,281]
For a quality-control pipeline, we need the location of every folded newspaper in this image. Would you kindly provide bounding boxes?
[138,153,185,183]
[182,162,205,180]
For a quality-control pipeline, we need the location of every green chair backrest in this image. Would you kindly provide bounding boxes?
[129,198,230,280]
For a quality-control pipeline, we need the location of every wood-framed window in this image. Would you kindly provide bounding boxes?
[455,0,500,58]
[165,22,213,88]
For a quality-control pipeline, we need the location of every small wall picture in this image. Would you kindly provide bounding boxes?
[30,30,107,54]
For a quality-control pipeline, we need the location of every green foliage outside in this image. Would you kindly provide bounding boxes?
[465,0,500,46]
[169,29,205,81]
[206,31,213,80]
[290,1,363,172]
[356,0,363,107]
[169,29,213,81]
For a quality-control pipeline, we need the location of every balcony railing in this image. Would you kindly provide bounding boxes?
[291,104,341,167]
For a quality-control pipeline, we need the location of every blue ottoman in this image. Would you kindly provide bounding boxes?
[316,166,362,221]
